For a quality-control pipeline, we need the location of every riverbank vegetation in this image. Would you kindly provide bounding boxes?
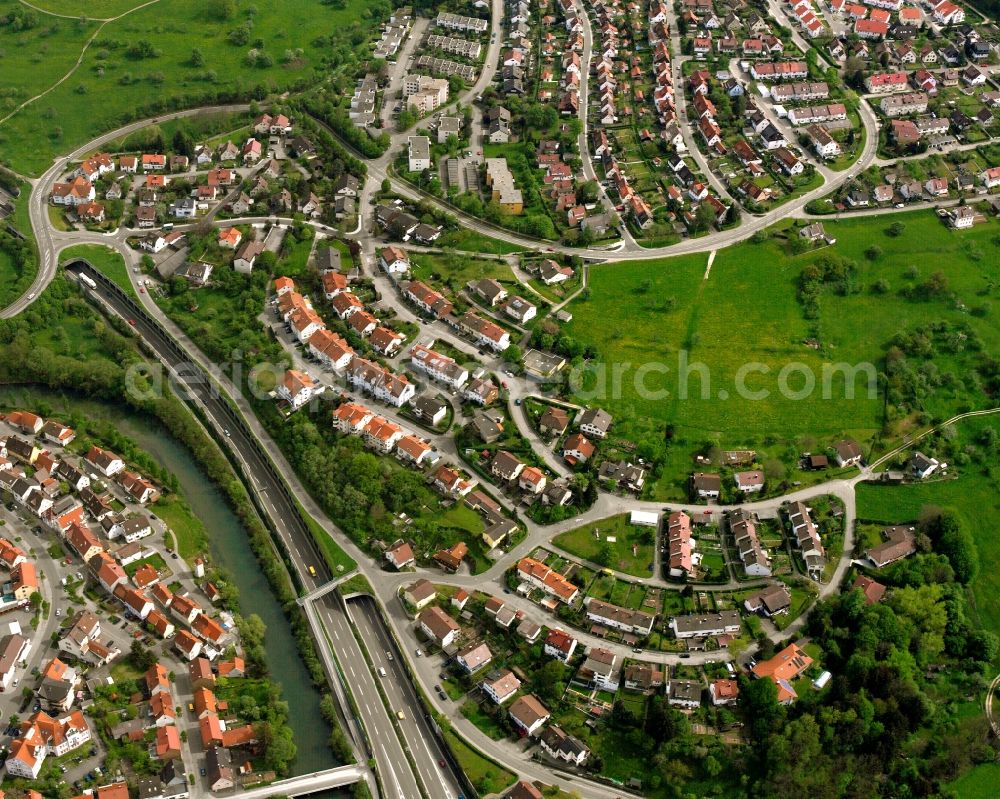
[0,273,349,760]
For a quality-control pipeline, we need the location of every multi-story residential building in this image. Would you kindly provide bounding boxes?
[584,598,657,635]
[409,345,469,389]
[669,610,742,639]
[347,358,415,406]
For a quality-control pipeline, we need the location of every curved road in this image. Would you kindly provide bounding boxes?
[0,9,954,796]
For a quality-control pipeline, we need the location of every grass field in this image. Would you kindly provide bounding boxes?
[565,212,1000,481]
[0,4,100,119]
[436,229,525,255]
[0,0,384,175]
[856,417,1000,638]
[553,513,655,577]
[441,726,516,797]
[59,243,136,297]
[155,493,209,559]
[946,762,1000,799]
[410,251,517,293]
[22,0,150,15]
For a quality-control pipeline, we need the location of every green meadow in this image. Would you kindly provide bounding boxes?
[565,211,1000,458]
[0,0,386,175]
[856,416,1000,640]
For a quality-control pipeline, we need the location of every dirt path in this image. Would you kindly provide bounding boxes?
[2,0,165,128]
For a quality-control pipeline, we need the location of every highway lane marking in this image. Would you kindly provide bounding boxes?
[355,601,458,798]
[379,742,408,799]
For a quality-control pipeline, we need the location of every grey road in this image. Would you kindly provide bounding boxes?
[349,596,463,799]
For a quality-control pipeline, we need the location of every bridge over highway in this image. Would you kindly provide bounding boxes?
[210,764,367,799]
[297,570,359,606]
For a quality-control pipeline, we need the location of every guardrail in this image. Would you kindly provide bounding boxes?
[67,259,373,776]
[68,259,332,585]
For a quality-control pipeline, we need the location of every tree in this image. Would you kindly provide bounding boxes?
[130,640,158,670]
[578,180,600,204]
[172,128,194,158]
[740,675,780,743]
[189,48,205,67]
[926,511,978,584]
[208,0,236,19]
[695,201,717,231]
[532,659,567,703]
[887,221,905,237]
[257,721,297,774]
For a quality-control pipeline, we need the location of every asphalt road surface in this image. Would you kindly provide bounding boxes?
[63,260,452,799]
[349,595,464,799]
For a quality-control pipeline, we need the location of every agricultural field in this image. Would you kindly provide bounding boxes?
[563,211,1000,497]
[0,0,387,175]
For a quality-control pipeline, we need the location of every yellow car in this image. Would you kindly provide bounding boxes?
[397,710,406,721]
[308,565,317,578]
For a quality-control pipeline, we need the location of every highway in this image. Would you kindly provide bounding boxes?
[349,596,464,799]
[314,594,429,799]
[62,260,442,799]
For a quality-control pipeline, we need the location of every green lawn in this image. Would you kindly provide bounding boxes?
[154,493,209,559]
[294,496,357,577]
[856,419,1000,639]
[441,726,516,797]
[123,552,168,577]
[0,0,387,175]
[276,233,314,278]
[439,503,485,536]
[553,513,655,577]
[436,228,526,255]
[947,762,1000,799]
[60,243,136,298]
[336,573,373,596]
[564,212,1000,491]
[410,251,517,295]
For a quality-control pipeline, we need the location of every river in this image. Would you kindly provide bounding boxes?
[0,387,346,786]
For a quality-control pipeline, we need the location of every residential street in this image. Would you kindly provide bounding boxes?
[3,0,997,792]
